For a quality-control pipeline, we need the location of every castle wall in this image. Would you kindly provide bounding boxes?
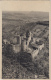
[13,44,21,53]
[3,39,10,44]
[21,40,27,51]
[31,49,39,61]
[26,32,31,47]
[17,36,21,45]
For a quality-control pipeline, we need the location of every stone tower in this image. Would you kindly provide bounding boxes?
[17,35,21,45]
[21,39,27,51]
[26,30,31,48]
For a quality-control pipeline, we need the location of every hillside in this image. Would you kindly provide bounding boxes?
[2,11,49,79]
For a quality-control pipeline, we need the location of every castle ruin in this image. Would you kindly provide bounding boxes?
[3,30,44,59]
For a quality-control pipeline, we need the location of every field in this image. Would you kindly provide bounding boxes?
[2,11,49,79]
